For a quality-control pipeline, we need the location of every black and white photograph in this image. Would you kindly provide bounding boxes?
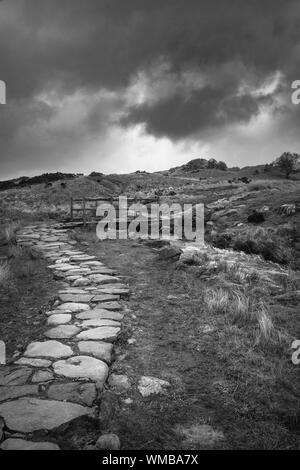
[0,0,299,455]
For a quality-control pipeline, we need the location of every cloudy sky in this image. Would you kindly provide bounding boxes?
[0,0,299,179]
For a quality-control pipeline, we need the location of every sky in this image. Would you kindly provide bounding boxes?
[0,0,300,179]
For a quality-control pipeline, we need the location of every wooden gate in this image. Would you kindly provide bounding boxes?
[70,196,160,226]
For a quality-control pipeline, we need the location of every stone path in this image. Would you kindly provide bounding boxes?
[0,222,130,450]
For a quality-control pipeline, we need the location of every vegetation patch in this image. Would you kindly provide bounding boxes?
[0,222,59,360]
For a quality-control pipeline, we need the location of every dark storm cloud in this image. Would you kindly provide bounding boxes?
[0,0,299,176]
[1,0,299,100]
[122,86,275,139]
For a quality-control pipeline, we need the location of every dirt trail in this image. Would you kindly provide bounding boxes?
[1,225,299,450]
[78,237,298,450]
[83,239,222,449]
[84,234,300,449]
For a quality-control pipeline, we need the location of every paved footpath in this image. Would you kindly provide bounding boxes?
[0,222,129,450]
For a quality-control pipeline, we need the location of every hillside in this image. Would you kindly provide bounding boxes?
[1,158,299,269]
[0,159,299,450]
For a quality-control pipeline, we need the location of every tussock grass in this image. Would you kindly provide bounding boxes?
[0,263,10,286]
[248,180,275,191]
[254,303,289,354]
[203,287,253,324]
[13,246,41,279]
[7,244,23,259]
[185,253,265,287]
[204,288,230,314]
[4,222,20,244]
[8,244,39,261]
[232,227,293,265]
[0,245,41,288]
[16,261,37,279]
[203,285,284,349]
[0,221,21,245]
[256,303,274,343]
[280,267,300,293]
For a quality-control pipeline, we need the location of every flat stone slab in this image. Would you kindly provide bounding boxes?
[95,301,122,311]
[0,367,32,386]
[76,309,123,321]
[57,302,90,313]
[54,257,70,263]
[70,255,96,261]
[78,341,113,363]
[24,341,73,359]
[15,358,52,368]
[0,398,90,432]
[0,385,39,402]
[48,264,74,272]
[47,314,72,326]
[20,234,40,240]
[80,261,103,266]
[65,269,91,276]
[58,289,88,294]
[67,276,85,283]
[73,278,91,287]
[88,268,115,275]
[44,325,80,339]
[59,294,93,303]
[1,439,60,450]
[91,294,120,302]
[63,251,84,256]
[81,319,121,328]
[96,287,129,295]
[47,382,97,406]
[98,283,127,290]
[76,326,120,342]
[53,356,108,384]
[138,376,170,397]
[31,370,54,383]
[88,274,121,285]
[45,309,72,316]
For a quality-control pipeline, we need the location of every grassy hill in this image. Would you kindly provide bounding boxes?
[0,158,299,267]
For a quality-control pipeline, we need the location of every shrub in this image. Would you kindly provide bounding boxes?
[179,251,210,266]
[232,227,293,265]
[274,152,299,179]
[218,161,228,171]
[247,211,265,224]
[248,181,273,191]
